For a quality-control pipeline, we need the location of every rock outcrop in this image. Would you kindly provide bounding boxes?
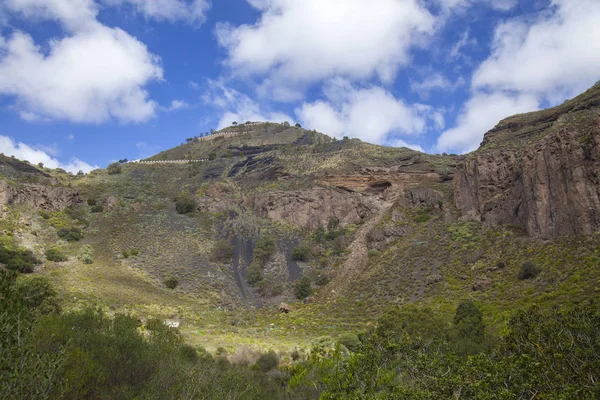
[248,188,382,230]
[455,84,600,238]
[0,180,83,211]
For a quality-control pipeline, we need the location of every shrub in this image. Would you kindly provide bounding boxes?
[175,192,197,214]
[208,152,217,160]
[254,235,276,264]
[121,250,129,259]
[291,245,311,261]
[78,245,94,264]
[246,261,263,284]
[211,240,235,263]
[164,276,179,289]
[338,333,361,352]
[87,198,97,206]
[294,276,312,300]
[518,261,540,280]
[57,227,83,242]
[15,275,60,314]
[0,243,41,273]
[255,351,279,372]
[129,248,139,257]
[45,248,68,262]
[107,162,122,175]
[90,205,104,213]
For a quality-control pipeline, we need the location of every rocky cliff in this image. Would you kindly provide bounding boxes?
[455,84,600,238]
[0,180,83,211]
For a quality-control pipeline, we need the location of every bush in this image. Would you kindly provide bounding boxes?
[291,245,311,262]
[211,240,235,263]
[0,243,41,273]
[208,152,217,160]
[255,351,279,372]
[294,276,312,300]
[57,227,83,242]
[87,198,97,206]
[15,275,61,314]
[78,245,94,264]
[246,261,263,284]
[121,250,129,259]
[254,235,276,264]
[338,333,361,352]
[129,249,139,257]
[107,162,122,175]
[164,276,179,289]
[175,192,197,214]
[518,261,540,280]
[45,248,68,262]
[90,205,104,213]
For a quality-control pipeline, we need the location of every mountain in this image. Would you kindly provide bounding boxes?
[1,83,600,398]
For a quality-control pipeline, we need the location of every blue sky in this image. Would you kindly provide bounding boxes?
[0,0,599,172]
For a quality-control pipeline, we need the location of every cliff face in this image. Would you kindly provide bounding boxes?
[455,85,600,238]
[0,180,83,211]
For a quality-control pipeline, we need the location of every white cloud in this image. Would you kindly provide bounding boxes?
[0,135,98,173]
[436,92,539,153]
[389,138,425,153]
[437,0,600,154]
[102,0,211,25]
[473,0,600,103]
[203,80,293,129]
[410,73,464,98]
[216,0,436,99]
[161,99,189,112]
[0,1,164,123]
[296,78,439,145]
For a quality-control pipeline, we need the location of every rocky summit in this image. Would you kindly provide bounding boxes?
[2,84,600,399]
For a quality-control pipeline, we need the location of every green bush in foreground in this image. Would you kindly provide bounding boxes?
[0,243,41,273]
[57,227,83,242]
[164,276,179,289]
[255,351,279,372]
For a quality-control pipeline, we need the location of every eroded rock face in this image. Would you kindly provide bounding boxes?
[455,108,600,239]
[247,188,382,230]
[0,180,82,211]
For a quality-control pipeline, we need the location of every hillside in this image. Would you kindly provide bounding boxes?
[1,84,600,395]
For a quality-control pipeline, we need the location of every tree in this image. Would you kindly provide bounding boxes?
[282,121,290,127]
[294,276,312,300]
[38,162,44,168]
[232,121,238,125]
[295,123,302,128]
[185,138,193,143]
[118,159,128,164]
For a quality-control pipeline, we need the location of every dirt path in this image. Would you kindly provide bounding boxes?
[327,202,393,298]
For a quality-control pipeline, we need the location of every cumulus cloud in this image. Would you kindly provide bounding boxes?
[0,135,98,173]
[102,0,211,25]
[410,73,464,98]
[216,0,436,99]
[436,92,538,153]
[203,80,293,129]
[473,0,600,103]
[296,78,441,146]
[437,0,600,153]
[0,1,164,123]
[161,100,190,112]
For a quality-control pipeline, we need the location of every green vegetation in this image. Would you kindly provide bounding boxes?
[90,205,104,213]
[210,239,235,263]
[164,276,179,289]
[174,192,197,214]
[107,162,122,175]
[255,351,279,372]
[87,198,97,206]
[337,332,361,352]
[294,276,312,300]
[291,244,311,261]
[57,227,84,242]
[0,241,40,273]
[45,247,68,262]
[518,260,541,280]
[77,245,94,264]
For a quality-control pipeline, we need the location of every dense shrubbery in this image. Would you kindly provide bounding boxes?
[0,242,41,273]
[175,192,197,214]
[294,276,312,300]
[45,247,68,262]
[164,276,179,289]
[107,162,122,175]
[77,245,94,264]
[211,239,235,263]
[291,244,311,261]
[57,227,83,242]
[0,272,298,400]
[518,260,541,280]
[290,302,600,399]
[255,351,279,372]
